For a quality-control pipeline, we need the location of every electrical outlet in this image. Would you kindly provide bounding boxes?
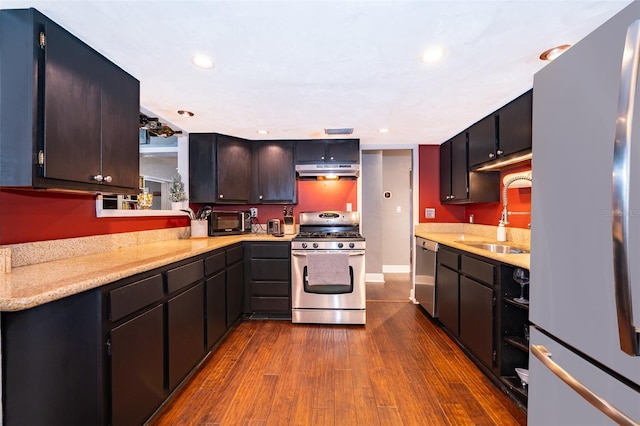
[250,207,258,218]
[425,208,436,219]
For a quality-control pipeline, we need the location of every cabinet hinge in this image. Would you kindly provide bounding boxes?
[39,32,45,49]
[492,350,497,362]
[37,150,44,166]
[492,296,497,307]
[106,339,112,356]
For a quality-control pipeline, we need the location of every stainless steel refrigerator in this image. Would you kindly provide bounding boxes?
[530,1,640,424]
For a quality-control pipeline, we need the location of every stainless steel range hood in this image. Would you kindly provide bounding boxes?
[295,163,360,179]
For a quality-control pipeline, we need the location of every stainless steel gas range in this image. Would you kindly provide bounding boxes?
[291,211,366,325]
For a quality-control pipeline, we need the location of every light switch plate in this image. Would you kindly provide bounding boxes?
[425,208,435,219]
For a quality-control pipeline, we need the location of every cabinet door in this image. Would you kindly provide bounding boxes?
[206,270,227,348]
[167,283,205,390]
[189,133,217,203]
[468,114,496,168]
[439,140,452,202]
[43,19,102,184]
[253,141,296,203]
[436,264,459,336]
[295,140,327,163]
[327,139,359,163]
[111,304,165,426]
[227,261,245,326]
[450,132,468,201]
[459,276,494,369]
[497,90,532,157]
[217,135,252,203]
[100,60,140,190]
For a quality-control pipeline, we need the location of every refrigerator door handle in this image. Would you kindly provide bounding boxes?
[612,19,640,356]
[531,345,639,426]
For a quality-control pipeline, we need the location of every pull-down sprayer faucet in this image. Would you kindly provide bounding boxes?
[501,174,532,225]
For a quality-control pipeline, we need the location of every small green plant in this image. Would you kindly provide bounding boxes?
[169,171,186,202]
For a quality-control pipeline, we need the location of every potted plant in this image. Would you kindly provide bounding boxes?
[169,171,187,210]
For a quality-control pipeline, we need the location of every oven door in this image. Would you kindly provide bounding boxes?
[291,249,365,311]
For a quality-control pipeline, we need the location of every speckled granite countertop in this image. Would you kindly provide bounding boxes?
[0,233,294,312]
[415,223,530,270]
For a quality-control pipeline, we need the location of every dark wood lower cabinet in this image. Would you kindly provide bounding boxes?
[167,283,206,391]
[1,290,103,426]
[436,263,459,336]
[206,270,227,348]
[432,245,528,409]
[1,243,252,425]
[246,242,291,316]
[459,276,494,369]
[111,304,165,426]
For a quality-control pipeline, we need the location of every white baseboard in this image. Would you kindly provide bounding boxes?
[382,264,411,273]
[365,273,385,283]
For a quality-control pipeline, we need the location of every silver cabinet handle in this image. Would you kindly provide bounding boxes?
[92,174,103,182]
[612,19,640,356]
[103,175,112,183]
[496,150,504,155]
[531,345,639,426]
[488,152,495,159]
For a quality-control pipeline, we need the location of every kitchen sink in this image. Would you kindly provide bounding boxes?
[457,241,530,254]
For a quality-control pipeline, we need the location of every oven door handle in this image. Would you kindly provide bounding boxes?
[292,252,364,257]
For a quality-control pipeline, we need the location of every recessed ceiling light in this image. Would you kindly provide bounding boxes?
[378,128,390,133]
[324,128,354,135]
[421,47,445,63]
[257,130,269,135]
[191,54,215,69]
[539,44,571,61]
[177,110,194,117]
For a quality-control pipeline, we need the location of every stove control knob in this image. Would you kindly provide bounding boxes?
[313,242,319,249]
[302,243,307,249]
[349,242,355,249]
[338,242,344,248]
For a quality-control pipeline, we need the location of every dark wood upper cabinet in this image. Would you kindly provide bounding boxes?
[295,139,359,163]
[252,141,296,203]
[440,132,468,203]
[440,131,500,205]
[468,114,497,169]
[496,90,532,158]
[189,133,252,204]
[467,90,532,169]
[0,8,140,193]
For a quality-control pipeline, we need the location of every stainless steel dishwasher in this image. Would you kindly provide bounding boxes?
[415,237,438,317]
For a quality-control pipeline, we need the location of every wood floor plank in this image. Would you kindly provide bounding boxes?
[148,274,526,426]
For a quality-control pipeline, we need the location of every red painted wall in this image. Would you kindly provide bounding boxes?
[0,180,358,245]
[418,145,465,223]
[466,162,532,228]
[418,144,531,229]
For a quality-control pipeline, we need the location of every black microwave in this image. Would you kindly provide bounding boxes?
[208,210,252,236]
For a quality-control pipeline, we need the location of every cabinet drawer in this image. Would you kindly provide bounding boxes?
[205,251,226,276]
[251,281,290,297]
[110,274,163,321]
[438,248,459,270]
[251,296,290,312]
[461,255,495,286]
[250,259,290,281]
[226,245,244,265]
[166,260,204,293]
[250,243,290,259]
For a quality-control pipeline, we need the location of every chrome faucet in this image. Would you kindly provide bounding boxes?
[501,174,532,225]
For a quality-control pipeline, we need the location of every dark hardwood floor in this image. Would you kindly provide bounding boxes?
[149,273,526,425]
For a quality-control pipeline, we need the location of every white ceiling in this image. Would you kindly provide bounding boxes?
[2,0,633,146]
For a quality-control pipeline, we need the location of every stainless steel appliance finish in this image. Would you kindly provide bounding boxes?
[208,210,251,236]
[529,2,640,424]
[414,237,438,317]
[291,211,366,324]
[267,219,281,235]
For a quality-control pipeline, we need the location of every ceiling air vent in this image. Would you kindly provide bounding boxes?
[324,128,354,135]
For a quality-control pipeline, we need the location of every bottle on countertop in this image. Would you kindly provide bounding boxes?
[497,220,506,242]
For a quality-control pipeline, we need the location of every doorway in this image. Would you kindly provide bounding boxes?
[361,149,414,288]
